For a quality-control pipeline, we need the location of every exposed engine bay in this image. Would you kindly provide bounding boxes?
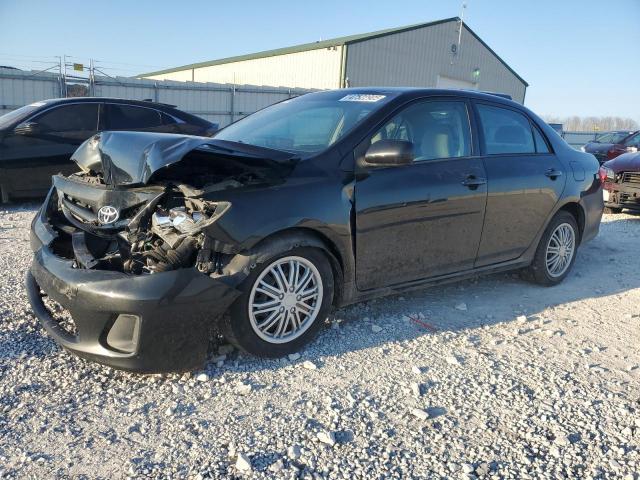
[43,131,296,276]
[50,173,233,276]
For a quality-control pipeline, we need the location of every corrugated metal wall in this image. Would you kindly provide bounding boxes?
[345,21,526,103]
[0,68,313,127]
[0,69,62,115]
[146,47,344,90]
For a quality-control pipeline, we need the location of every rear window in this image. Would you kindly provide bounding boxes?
[624,132,640,147]
[107,104,163,129]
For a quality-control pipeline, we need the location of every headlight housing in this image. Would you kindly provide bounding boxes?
[604,167,615,181]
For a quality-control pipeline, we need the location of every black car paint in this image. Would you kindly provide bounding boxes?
[0,98,216,201]
[27,88,603,372]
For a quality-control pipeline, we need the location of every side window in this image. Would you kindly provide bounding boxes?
[532,126,550,153]
[371,101,471,161]
[107,104,163,129]
[477,104,535,155]
[35,104,99,133]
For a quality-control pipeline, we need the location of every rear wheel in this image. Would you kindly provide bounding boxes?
[604,206,622,214]
[221,247,334,357]
[523,211,579,286]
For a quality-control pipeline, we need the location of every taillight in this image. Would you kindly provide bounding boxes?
[607,145,625,159]
[598,166,607,183]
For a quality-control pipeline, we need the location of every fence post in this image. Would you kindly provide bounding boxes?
[230,83,235,123]
[154,82,159,102]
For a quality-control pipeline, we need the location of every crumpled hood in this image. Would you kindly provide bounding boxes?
[71,131,297,186]
[72,131,219,186]
[603,151,640,173]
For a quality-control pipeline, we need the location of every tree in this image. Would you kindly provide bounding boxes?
[541,115,639,132]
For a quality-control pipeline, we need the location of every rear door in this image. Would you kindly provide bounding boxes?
[354,99,488,290]
[1,102,99,196]
[473,102,566,266]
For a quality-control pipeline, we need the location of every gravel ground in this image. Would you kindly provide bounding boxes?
[0,204,638,479]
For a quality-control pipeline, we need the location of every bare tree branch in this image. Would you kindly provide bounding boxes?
[541,115,639,131]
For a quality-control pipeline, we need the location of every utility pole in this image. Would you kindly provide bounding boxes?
[62,54,68,97]
[89,58,95,96]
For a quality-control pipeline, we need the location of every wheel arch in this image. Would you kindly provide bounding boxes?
[234,227,347,306]
[556,201,585,244]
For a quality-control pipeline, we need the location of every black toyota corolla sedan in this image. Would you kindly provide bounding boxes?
[26,88,603,373]
[0,97,217,202]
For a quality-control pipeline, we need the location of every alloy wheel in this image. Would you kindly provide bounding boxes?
[248,256,324,344]
[545,223,576,278]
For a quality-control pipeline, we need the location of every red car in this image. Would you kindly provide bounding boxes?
[584,130,639,164]
[601,151,640,213]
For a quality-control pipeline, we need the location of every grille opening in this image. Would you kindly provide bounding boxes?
[41,294,78,337]
[622,172,640,185]
[50,232,75,259]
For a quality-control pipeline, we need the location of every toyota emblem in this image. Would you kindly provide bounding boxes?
[97,205,119,225]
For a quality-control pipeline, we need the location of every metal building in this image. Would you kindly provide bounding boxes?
[140,17,528,103]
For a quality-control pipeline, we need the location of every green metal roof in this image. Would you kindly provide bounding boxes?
[138,17,527,86]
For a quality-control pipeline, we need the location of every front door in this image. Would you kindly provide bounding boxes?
[472,102,566,266]
[354,99,488,291]
[1,102,100,196]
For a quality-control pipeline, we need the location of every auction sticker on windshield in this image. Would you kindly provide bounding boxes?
[339,94,386,102]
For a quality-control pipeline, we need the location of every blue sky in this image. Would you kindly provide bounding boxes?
[1,0,639,122]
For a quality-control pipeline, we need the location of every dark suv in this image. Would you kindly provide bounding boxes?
[0,98,217,202]
[26,88,604,373]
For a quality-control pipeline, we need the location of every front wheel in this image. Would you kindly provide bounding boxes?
[221,247,334,357]
[523,211,579,286]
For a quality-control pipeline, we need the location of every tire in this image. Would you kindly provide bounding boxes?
[604,206,622,214]
[221,247,334,358]
[0,185,8,204]
[523,211,579,286]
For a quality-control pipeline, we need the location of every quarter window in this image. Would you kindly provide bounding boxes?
[372,101,472,161]
[532,126,550,153]
[107,104,163,129]
[477,104,536,155]
[35,104,99,132]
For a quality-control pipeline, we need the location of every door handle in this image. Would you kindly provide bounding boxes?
[545,168,563,179]
[462,175,487,189]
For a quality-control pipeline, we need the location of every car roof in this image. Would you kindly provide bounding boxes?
[305,87,519,106]
[36,97,178,110]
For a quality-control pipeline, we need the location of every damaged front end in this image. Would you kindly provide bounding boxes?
[27,131,294,372]
[52,172,233,277]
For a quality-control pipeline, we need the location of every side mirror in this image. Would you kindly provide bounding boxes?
[14,121,41,136]
[363,139,414,167]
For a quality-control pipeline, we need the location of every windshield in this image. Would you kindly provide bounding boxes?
[0,102,45,129]
[594,133,613,143]
[595,132,634,144]
[214,93,393,156]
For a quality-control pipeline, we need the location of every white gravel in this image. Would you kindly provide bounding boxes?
[0,204,639,479]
